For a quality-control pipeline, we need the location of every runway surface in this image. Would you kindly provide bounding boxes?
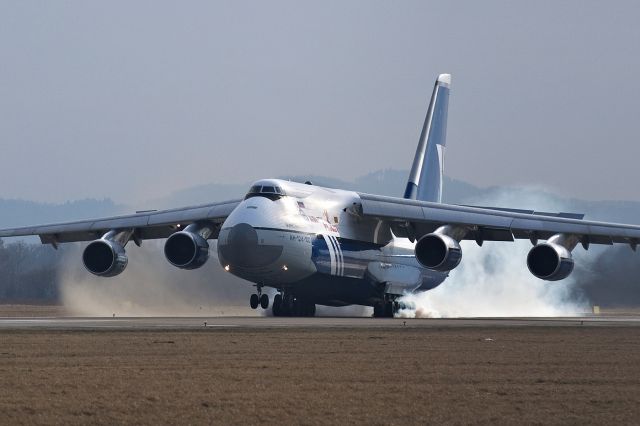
[1,314,640,330]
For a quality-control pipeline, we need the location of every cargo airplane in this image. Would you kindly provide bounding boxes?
[2,74,639,317]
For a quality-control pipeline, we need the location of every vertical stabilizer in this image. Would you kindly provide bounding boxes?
[403,73,451,203]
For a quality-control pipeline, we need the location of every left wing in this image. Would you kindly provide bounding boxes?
[0,199,241,245]
[357,193,640,248]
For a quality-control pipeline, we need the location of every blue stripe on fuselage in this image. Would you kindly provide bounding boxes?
[312,235,384,279]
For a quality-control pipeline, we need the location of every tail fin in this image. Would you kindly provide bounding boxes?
[403,73,451,203]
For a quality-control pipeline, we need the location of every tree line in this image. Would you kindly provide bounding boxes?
[0,238,638,306]
[0,239,64,303]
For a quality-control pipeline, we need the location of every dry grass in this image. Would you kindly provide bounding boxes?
[0,326,639,425]
[0,305,68,317]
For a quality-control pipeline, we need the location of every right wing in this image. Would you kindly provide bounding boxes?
[357,193,640,248]
[0,199,241,245]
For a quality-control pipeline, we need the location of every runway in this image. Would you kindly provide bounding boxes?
[1,314,640,330]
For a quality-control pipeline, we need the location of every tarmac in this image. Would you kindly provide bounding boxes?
[1,314,639,330]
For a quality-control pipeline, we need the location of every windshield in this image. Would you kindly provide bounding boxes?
[245,184,285,200]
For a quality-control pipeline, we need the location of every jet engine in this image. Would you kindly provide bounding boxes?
[164,223,214,269]
[415,231,462,272]
[526,242,574,281]
[82,237,128,277]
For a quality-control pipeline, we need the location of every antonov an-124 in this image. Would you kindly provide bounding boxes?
[2,74,638,317]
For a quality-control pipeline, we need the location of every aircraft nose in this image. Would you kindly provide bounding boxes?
[218,223,283,269]
[228,222,258,249]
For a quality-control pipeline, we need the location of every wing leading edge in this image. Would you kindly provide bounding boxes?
[0,199,241,245]
[357,193,640,249]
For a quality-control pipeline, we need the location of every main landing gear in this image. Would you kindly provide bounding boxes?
[373,297,399,318]
[372,297,415,318]
[272,292,316,317]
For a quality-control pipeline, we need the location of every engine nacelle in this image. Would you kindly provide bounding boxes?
[415,233,462,272]
[82,239,128,277]
[526,242,574,281]
[164,230,210,269]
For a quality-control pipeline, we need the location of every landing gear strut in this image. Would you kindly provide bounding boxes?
[272,291,315,317]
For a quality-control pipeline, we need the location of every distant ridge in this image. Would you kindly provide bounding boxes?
[0,198,125,230]
[2,169,640,230]
[149,169,640,225]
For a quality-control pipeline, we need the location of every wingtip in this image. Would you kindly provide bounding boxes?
[437,73,451,87]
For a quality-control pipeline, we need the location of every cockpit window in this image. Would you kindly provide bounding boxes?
[244,184,285,200]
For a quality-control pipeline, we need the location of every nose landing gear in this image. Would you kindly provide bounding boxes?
[249,286,270,311]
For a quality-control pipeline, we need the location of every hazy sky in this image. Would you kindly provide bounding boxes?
[1,1,639,203]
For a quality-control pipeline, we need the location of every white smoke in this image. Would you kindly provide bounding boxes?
[398,187,590,318]
[315,305,373,317]
[58,238,374,317]
[58,240,260,317]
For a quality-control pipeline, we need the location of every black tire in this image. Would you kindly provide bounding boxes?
[296,301,315,317]
[291,298,301,317]
[250,294,259,309]
[273,294,282,316]
[384,301,394,318]
[373,303,383,318]
[284,294,295,317]
[260,294,269,309]
[299,301,308,317]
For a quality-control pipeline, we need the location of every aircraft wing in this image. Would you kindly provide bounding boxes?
[0,199,241,245]
[357,193,640,248]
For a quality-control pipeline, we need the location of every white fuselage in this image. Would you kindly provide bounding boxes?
[216,179,445,307]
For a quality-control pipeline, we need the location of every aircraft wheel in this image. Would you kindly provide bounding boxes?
[308,303,316,317]
[250,294,259,309]
[291,298,301,317]
[273,294,282,316]
[284,294,295,317]
[260,294,269,309]
[398,301,415,311]
[373,303,384,318]
[298,301,308,317]
[384,301,395,318]
[296,301,315,317]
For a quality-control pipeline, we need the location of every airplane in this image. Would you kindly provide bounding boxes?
[1,73,639,318]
